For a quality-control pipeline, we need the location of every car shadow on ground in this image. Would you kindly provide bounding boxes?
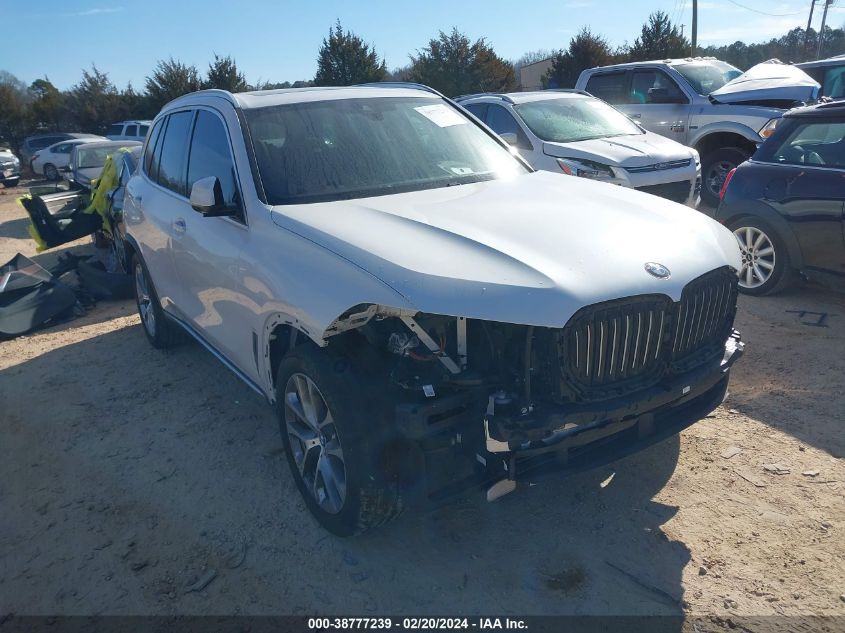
[731,284,845,458]
[0,322,689,621]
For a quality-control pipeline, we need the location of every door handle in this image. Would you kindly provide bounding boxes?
[172,218,186,234]
[630,113,642,119]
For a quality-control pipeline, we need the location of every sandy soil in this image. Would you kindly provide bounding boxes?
[1,180,843,629]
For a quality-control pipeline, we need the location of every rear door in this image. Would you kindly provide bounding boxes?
[168,107,252,370]
[125,111,194,310]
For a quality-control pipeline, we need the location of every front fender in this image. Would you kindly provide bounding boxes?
[689,121,762,149]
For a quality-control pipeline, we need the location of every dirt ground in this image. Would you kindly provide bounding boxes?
[1,180,843,628]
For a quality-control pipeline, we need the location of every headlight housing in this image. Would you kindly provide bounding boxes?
[759,118,781,139]
[556,158,615,180]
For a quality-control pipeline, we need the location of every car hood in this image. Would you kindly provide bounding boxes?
[710,59,819,104]
[270,171,740,328]
[541,132,694,168]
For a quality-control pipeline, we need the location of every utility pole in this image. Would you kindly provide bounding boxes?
[806,0,817,56]
[817,0,833,59]
[691,0,698,56]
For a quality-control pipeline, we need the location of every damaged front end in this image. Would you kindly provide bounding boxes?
[340,266,744,504]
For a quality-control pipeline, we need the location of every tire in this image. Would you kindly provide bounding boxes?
[111,227,129,274]
[44,163,59,181]
[132,255,184,348]
[276,346,403,536]
[701,147,749,207]
[728,217,792,296]
[2,177,20,188]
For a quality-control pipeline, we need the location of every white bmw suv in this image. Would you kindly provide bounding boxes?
[123,83,744,535]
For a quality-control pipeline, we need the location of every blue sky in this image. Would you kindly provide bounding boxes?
[4,0,845,89]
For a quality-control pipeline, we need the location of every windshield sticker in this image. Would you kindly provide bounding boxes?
[414,104,467,127]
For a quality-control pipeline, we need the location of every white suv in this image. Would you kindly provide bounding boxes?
[106,120,152,142]
[456,91,701,208]
[124,84,744,535]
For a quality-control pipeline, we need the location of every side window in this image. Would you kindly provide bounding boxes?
[585,72,629,105]
[630,70,688,105]
[823,66,845,99]
[53,143,71,154]
[156,110,193,195]
[463,103,488,120]
[485,104,533,150]
[187,110,240,214]
[144,118,165,177]
[139,125,150,137]
[765,121,845,169]
[106,124,123,137]
[120,156,134,185]
[125,125,138,137]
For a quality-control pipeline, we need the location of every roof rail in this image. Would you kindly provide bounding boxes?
[453,93,515,103]
[545,88,593,97]
[357,82,445,97]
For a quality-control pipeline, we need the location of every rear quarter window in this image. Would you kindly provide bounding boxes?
[107,124,124,136]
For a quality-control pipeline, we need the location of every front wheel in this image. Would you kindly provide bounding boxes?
[701,147,748,207]
[276,346,403,536]
[728,218,792,295]
[44,163,59,181]
[2,177,20,188]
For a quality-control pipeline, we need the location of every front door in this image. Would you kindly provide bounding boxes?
[168,108,253,373]
[762,118,845,274]
[619,69,691,144]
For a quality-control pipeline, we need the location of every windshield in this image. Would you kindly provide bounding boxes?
[76,146,117,169]
[514,97,642,143]
[244,96,526,205]
[675,61,742,95]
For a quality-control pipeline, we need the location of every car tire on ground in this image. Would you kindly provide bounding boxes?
[701,147,749,207]
[2,178,19,188]
[728,217,792,295]
[132,255,184,348]
[276,345,403,536]
[44,163,59,181]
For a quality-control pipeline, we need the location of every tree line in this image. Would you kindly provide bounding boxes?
[2,13,844,149]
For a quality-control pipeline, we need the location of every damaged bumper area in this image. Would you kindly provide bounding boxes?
[398,330,743,504]
[479,331,743,498]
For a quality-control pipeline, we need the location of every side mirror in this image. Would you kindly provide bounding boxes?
[499,132,518,146]
[190,176,231,217]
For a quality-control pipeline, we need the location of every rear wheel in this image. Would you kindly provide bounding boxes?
[701,147,748,207]
[132,255,184,348]
[728,218,792,295]
[276,346,403,536]
[44,163,59,181]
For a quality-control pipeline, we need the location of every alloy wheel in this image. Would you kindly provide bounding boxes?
[134,263,156,336]
[733,226,775,289]
[283,373,347,514]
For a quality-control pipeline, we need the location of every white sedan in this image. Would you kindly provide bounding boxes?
[457,91,701,208]
[31,137,105,181]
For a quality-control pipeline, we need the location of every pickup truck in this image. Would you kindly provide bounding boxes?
[576,58,820,205]
[122,83,744,535]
